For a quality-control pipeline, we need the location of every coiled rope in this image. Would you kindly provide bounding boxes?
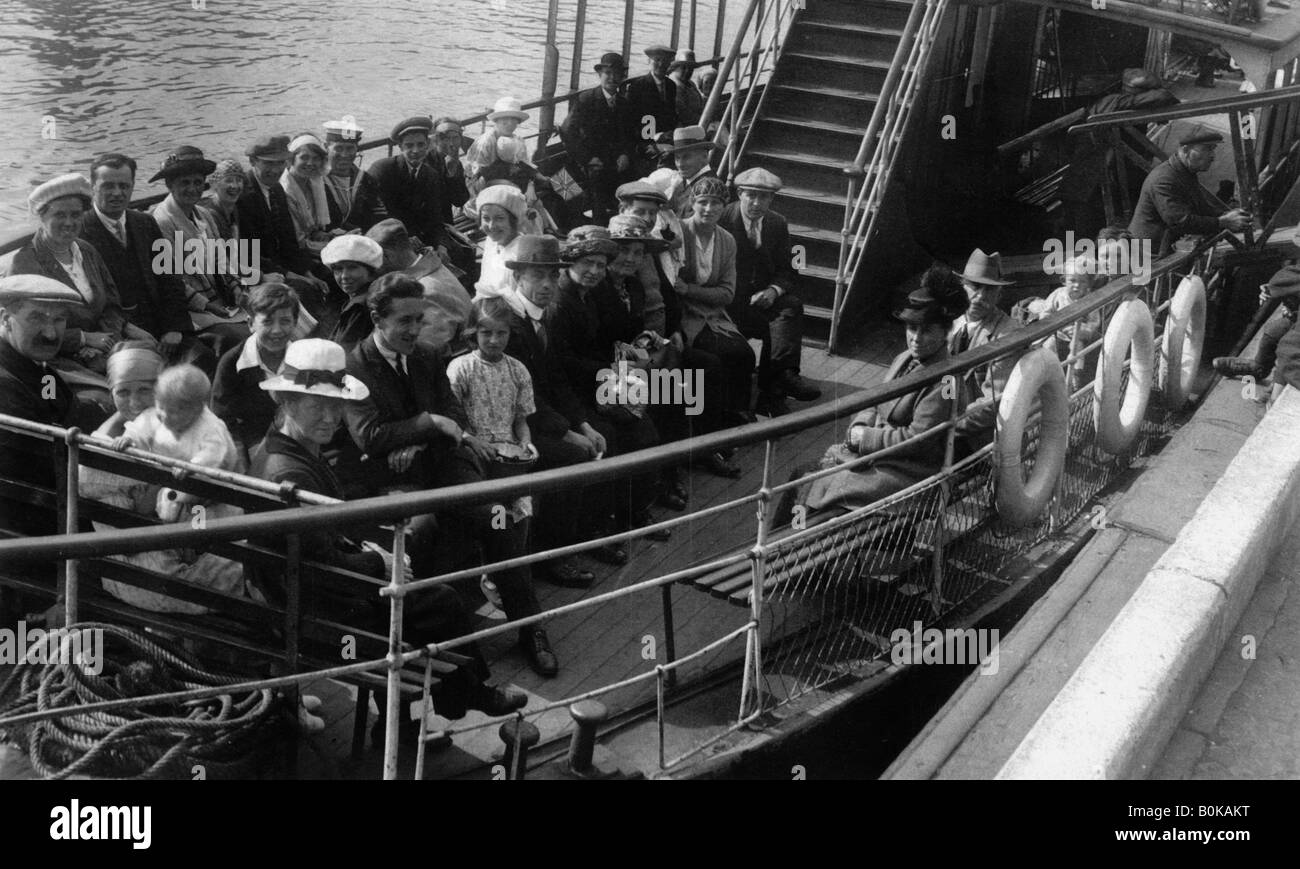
[0,622,283,779]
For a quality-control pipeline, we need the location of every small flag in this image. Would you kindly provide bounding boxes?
[551,166,584,201]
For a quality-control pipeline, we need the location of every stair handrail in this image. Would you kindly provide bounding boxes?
[699,0,764,136]
[830,0,951,353]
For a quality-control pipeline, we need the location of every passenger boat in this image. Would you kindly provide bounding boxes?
[2,0,1299,780]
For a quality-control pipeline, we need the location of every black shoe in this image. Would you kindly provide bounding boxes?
[466,682,528,716]
[755,393,790,417]
[702,450,742,478]
[635,510,672,541]
[591,542,629,566]
[543,556,595,588]
[521,628,559,678]
[777,370,821,401]
[1212,356,1263,379]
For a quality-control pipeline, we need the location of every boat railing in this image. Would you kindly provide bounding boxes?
[830,0,951,354]
[0,232,1232,777]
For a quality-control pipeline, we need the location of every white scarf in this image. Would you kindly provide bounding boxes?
[279,169,331,239]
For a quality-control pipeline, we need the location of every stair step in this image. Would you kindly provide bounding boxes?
[805,304,834,322]
[746,144,854,173]
[801,18,906,39]
[809,0,915,29]
[778,183,845,207]
[800,264,839,284]
[783,49,893,72]
[759,113,864,138]
[772,82,881,105]
[788,221,842,246]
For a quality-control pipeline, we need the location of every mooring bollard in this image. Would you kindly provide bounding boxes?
[567,699,608,775]
[498,718,540,779]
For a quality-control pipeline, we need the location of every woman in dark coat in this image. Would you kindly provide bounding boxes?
[249,338,526,737]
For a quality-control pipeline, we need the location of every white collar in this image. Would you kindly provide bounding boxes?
[519,294,546,322]
[235,336,287,374]
[741,211,763,235]
[373,330,405,369]
[94,204,127,237]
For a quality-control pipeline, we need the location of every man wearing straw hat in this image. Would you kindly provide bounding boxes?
[623,43,679,176]
[560,51,636,225]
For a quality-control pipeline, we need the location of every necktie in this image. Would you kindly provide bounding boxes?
[113,220,127,246]
[748,219,761,249]
[533,318,548,352]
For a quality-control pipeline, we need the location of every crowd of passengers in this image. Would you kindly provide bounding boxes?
[0,44,1169,743]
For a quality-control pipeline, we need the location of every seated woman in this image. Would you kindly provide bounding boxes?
[322,119,384,233]
[323,234,385,349]
[80,343,251,614]
[212,282,300,457]
[0,173,150,419]
[798,278,969,520]
[677,176,753,472]
[199,158,246,243]
[471,184,528,300]
[281,133,348,258]
[250,338,528,734]
[150,146,251,358]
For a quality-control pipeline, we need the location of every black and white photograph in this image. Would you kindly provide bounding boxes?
[0,0,1297,836]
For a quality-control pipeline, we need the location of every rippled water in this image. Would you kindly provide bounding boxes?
[0,0,736,231]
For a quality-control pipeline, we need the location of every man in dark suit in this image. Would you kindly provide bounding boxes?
[1128,130,1252,254]
[237,135,332,313]
[621,44,678,176]
[367,117,454,260]
[344,273,556,676]
[720,168,820,416]
[560,51,636,224]
[427,116,475,275]
[81,153,212,371]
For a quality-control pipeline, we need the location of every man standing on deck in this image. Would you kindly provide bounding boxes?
[622,44,678,176]
[948,251,1020,448]
[720,167,820,417]
[1128,130,1252,255]
[81,153,212,371]
[560,51,636,225]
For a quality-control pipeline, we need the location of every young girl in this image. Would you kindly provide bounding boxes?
[466,97,530,190]
[113,363,243,525]
[1027,253,1102,381]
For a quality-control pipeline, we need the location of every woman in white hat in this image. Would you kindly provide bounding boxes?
[0,172,149,416]
[465,96,530,184]
[281,133,347,255]
[250,338,528,738]
[470,184,529,300]
[321,234,385,349]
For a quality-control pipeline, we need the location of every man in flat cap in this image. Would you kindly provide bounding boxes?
[1129,129,1252,254]
[561,52,637,224]
[721,167,819,413]
[367,116,456,260]
[622,44,679,176]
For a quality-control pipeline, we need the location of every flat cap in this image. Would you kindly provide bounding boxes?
[245,135,291,160]
[644,43,675,57]
[0,273,86,306]
[1267,266,1300,298]
[390,116,433,143]
[365,218,410,248]
[616,180,669,205]
[734,167,783,192]
[1122,68,1161,91]
[1180,129,1225,147]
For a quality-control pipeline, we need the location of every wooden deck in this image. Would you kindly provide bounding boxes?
[297,323,906,780]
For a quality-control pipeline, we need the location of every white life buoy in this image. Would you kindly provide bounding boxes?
[995,346,1070,528]
[1093,298,1154,455]
[1159,276,1206,408]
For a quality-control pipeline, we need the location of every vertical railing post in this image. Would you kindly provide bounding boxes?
[829,172,860,354]
[661,584,678,689]
[568,0,590,97]
[413,655,435,780]
[713,0,728,61]
[656,665,667,770]
[671,0,683,48]
[931,390,959,616]
[381,520,408,781]
[689,0,698,50]
[740,440,775,718]
[622,0,635,63]
[60,429,81,626]
[537,0,562,157]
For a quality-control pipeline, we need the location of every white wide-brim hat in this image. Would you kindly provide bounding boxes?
[488,96,529,122]
[258,338,370,400]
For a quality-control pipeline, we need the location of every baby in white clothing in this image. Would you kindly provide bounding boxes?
[113,364,242,523]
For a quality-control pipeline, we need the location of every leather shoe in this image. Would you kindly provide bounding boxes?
[778,370,821,401]
[521,628,559,677]
[467,682,528,716]
[1212,356,1263,379]
[591,542,628,565]
[702,450,742,478]
[635,510,671,541]
[543,556,595,588]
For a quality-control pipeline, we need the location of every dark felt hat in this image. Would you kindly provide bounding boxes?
[505,235,568,270]
[245,135,291,161]
[365,218,411,249]
[961,248,1013,287]
[150,146,217,183]
[594,51,628,72]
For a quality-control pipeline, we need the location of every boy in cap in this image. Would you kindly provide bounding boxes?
[367,116,456,258]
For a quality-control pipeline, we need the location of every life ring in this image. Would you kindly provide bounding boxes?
[995,346,1070,527]
[1159,276,1206,409]
[1093,298,1154,455]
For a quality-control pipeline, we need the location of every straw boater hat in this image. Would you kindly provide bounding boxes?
[259,339,370,400]
[488,97,529,123]
[322,118,365,143]
[150,146,217,183]
[594,51,627,73]
[389,116,433,143]
[287,133,328,158]
[665,125,718,154]
[608,214,669,253]
[505,235,568,270]
[320,235,384,270]
[961,249,1013,287]
[734,167,783,193]
[0,273,86,306]
[27,173,92,217]
[563,226,620,262]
